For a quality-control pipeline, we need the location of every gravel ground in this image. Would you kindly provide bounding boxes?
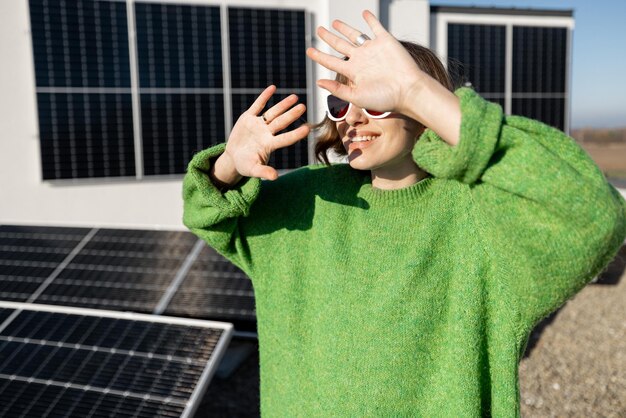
[195,245,626,417]
[519,244,626,417]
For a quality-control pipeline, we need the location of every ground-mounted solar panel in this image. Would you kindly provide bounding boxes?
[0,301,232,417]
[0,225,91,303]
[229,7,309,169]
[165,244,256,332]
[31,228,198,313]
[1,225,258,332]
[1,225,258,329]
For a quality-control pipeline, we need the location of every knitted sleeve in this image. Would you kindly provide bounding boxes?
[182,142,262,278]
[412,87,626,329]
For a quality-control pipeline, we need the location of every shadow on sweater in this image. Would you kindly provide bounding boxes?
[247,164,372,237]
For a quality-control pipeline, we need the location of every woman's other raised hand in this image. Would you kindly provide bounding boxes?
[305,10,426,117]
[306,10,462,146]
[211,85,310,188]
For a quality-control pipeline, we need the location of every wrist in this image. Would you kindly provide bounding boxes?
[397,70,429,119]
[210,152,243,191]
[401,75,461,147]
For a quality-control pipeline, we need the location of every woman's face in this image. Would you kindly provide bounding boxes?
[335,104,424,172]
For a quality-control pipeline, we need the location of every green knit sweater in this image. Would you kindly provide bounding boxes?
[182,87,626,417]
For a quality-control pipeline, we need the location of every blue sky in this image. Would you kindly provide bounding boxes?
[431,0,626,128]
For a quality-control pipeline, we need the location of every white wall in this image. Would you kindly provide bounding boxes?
[387,0,429,44]
[0,0,374,230]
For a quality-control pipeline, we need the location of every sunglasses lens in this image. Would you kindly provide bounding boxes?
[327,95,349,119]
[365,109,386,117]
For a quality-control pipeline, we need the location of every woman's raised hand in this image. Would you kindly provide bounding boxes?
[305,10,427,116]
[222,85,310,181]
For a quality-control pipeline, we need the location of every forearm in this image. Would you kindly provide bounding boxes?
[209,152,244,191]
[402,73,462,147]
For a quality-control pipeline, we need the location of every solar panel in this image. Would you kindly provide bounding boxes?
[135,3,222,89]
[134,3,226,177]
[447,23,506,96]
[0,301,232,417]
[36,92,137,180]
[0,225,258,331]
[28,0,136,180]
[512,97,565,131]
[512,26,567,130]
[165,245,256,332]
[0,225,91,302]
[228,8,307,89]
[229,7,309,169]
[513,26,567,94]
[29,0,131,88]
[30,228,195,312]
[139,92,226,176]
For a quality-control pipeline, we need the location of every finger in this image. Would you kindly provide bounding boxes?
[316,79,353,102]
[273,124,311,149]
[263,94,298,123]
[362,10,387,37]
[306,47,350,75]
[250,164,278,181]
[317,26,355,57]
[248,85,276,115]
[268,103,306,134]
[331,19,369,44]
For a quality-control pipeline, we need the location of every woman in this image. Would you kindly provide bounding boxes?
[183,10,626,417]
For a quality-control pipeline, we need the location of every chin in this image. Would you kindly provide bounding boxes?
[347,156,377,171]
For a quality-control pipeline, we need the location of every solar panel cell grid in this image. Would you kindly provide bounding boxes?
[447,23,506,94]
[228,8,307,89]
[513,26,567,93]
[37,92,136,180]
[0,303,231,418]
[135,3,223,89]
[0,381,185,417]
[165,245,256,322]
[29,228,197,313]
[512,98,565,131]
[0,226,88,302]
[29,0,131,88]
[141,93,226,176]
[1,225,258,328]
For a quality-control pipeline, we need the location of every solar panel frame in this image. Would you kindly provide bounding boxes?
[0,301,233,418]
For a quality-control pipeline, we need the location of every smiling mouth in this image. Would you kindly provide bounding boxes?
[350,135,380,142]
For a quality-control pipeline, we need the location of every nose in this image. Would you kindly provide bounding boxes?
[345,104,368,126]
